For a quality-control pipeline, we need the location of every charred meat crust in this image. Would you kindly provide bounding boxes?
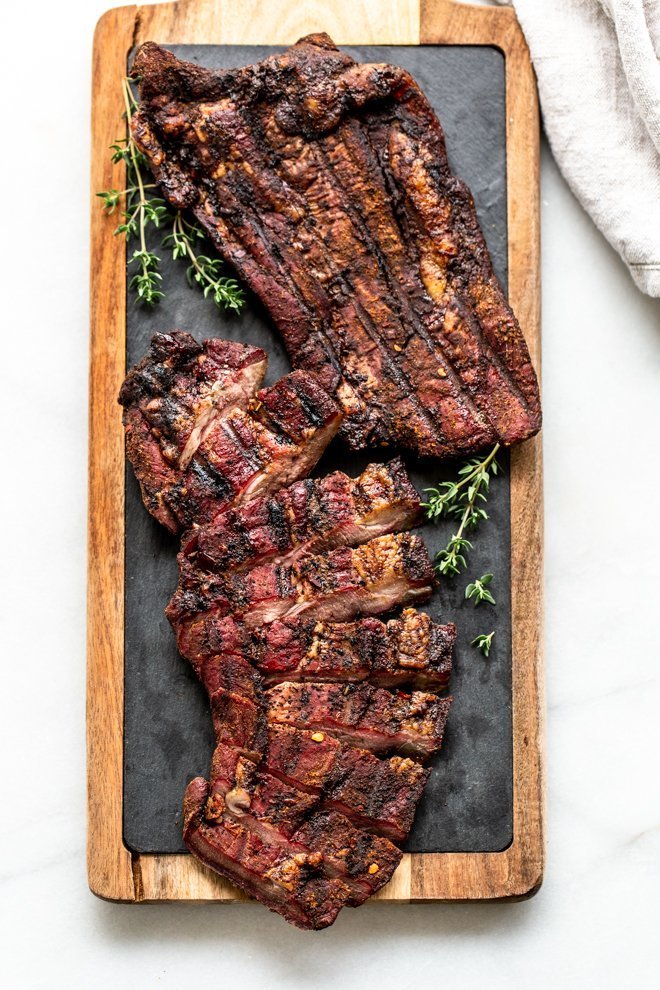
[262,726,430,842]
[166,532,434,629]
[119,336,342,533]
[173,529,450,924]
[118,331,267,467]
[183,777,352,929]
[131,36,541,456]
[205,746,402,905]
[180,457,422,573]
[266,681,452,758]
[181,609,454,694]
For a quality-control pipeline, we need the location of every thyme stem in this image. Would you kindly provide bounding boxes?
[97,75,245,312]
[423,444,501,578]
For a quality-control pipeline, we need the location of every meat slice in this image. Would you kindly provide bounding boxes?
[119,332,267,530]
[195,653,262,701]
[293,811,402,904]
[183,647,437,841]
[266,682,452,759]
[167,532,434,632]
[204,744,401,904]
[251,609,454,691]
[209,688,266,761]
[131,36,541,457]
[119,331,267,470]
[176,608,453,694]
[171,539,447,921]
[120,349,342,532]
[183,777,351,930]
[180,457,421,572]
[263,726,429,842]
[206,745,319,838]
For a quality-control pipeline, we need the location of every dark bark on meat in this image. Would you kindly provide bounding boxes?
[179,609,454,694]
[266,681,452,758]
[131,36,541,456]
[205,745,402,905]
[167,532,434,630]
[119,334,342,533]
[183,777,352,929]
[262,726,430,842]
[180,457,422,573]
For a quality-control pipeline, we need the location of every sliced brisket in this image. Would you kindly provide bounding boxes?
[179,609,453,694]
[183,777,352,929]
[180,457,421,572]
[167,532,434,631]
[119,331,267,470]
[120,338,342,532]
[251,609,454,691]
[204,744,402,905]
[131,36,541,457]
[266,682,452,759]
[262,726,430,842]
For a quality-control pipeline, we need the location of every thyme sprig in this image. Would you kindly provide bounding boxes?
[471,631,495,658]
[97,76,245,312]
[163,213,245,313]
[423,444,500,578]
[465,573,496,607]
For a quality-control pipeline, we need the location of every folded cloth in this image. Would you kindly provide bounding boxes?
[498,0,660,296]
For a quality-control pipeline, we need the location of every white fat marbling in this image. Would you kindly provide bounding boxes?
[1,1,659,986]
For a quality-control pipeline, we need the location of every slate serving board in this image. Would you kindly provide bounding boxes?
[123,43,512,856]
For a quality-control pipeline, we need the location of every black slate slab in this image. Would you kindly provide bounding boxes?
[123,43,512,855]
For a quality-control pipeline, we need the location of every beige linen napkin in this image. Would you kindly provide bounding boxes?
[500,0,660,296]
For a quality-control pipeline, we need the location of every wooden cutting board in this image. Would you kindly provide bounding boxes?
[88,0,544,905]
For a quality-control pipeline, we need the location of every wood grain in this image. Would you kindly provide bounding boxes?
[135,0,420,45]
[88,0,543,906]
[88,3,136,902]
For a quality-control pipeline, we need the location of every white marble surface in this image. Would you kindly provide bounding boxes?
[1,2,659,986]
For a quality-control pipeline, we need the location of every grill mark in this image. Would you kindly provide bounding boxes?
[185,456,233,501]
[371,109,537,428]
[193,182,345,388]
[267,498,292,552]
[291,150,442,441]
[191,113,347,386]
[250,125,442,445]
[327,119,495,437]
[246,111,451,440]
[217,202,382,436]
[288,378,324,428]
[218,418,264,475]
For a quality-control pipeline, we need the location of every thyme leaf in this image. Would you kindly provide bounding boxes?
[423,444,500,578]
[471,631,495,657]
[465,573,496,607]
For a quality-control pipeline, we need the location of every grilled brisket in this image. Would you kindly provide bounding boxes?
[184,776,352,929]
[167,532,434,631]
[121,338,451,925]
[131,36,541,457]
[174,532,449,922]
[266,682,452,759]
[120,338,342,532]
[181,609,453,693]
[204,745,402,905]
[119,331,267,470]
[251,609,454,691]
[180,457,421,572]
[262,726,430,842]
